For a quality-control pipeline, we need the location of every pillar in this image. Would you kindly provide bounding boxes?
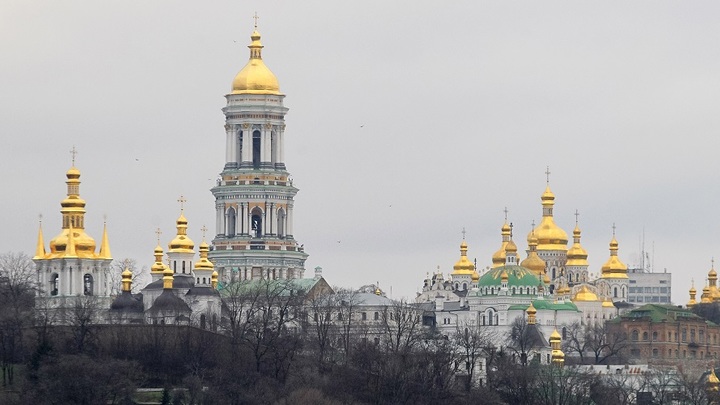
[241,123,252,167]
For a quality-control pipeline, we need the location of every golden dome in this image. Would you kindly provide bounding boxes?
[526,302,537,315]
[169,213,195,252]
[121,267,132,292]
[566,224,589,267]
[501,269,509,282]
[194,241,215,271]
[471,270,480,282]
[151,244,165,274]
[492,222,511,268]
[452,240,476,275]
[528,186,568,251]
[572,285,599,302]
[505,239,518,254]
[231,30,281,95]
[602,298,615,308]
[211,270,219,289]
[601,236,628,279]
[702,284,712,304]
[550,328,561,341]
[46,165,100,259]
[163,265,174,290]
[709,369,720,385]
[521,231,547,276]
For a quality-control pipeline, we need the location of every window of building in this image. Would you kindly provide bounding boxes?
[691,329,696,343]
[652,348,658,357]
[632,330,639,341]
[362,312,367,321]
[642,332,649,341]
[374,312,379,321]
[682,329,687,343]
[653,331,658,341]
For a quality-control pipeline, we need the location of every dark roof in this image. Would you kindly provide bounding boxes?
[109,291,144,312]
[143,274,195,291]
[186,286,219,296]
[148,290,191,314]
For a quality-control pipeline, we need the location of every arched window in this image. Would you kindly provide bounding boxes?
[463,283,467,290]
[277,208,286,238]
[653,331,658,341]
[251,207,263,238]
[642,331,648,341]
[631,330,639,341]
[226,207,237,237]
[374,312,379,320]
[613,287,618,298]
[252,130,261,169]
[50,273,59,296]
[200,314,207,329]
[83,274,93,296]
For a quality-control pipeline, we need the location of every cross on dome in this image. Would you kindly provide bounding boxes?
[574,209,580,225]
[155,228,162,244]
[177,195,187,212]
[253,12,259,29]
[201,225,208,240]
[461,227,466,240]
[70,146,78,166]
[612,223,616,236]
[503,206,508,221]
[545,166,551,185]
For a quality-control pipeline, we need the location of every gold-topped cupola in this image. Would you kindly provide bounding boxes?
[231,15,281,95]
[168,196,195,253]
[48,155,100,258]
[521,225,546,277]
[600,226,628,279]
[452,238,476,276]
[528,168,569,251]
[492,212,512,268]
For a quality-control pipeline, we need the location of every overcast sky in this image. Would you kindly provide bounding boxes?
[3,1,719,304]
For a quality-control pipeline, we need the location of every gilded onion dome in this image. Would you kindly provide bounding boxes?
[708,369,720,389]
[169,213,195,253]
[231,28,281,95]
[492,222,511,268]
[702,284,712,304]
[600,235,628,279]
[566,224,589,266]
[211,270,219,289]
[151,244,166,275]
[471,270,480,282]
[121,267,133,292]
[572,285,599,302]
[528,186,569,251]
[194,241,215,271]
[48,166,100,259]
[521,231,546,277]
[550,329,565,366]
[688,281,697,308]
[526,302,537,325]
[452,240,476,276]
[602,297,615,308]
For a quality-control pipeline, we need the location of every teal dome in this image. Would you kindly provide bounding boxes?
[478,265,541,290]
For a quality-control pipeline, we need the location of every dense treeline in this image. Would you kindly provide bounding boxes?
[1,252,718,404]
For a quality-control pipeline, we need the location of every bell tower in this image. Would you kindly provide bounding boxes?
[209,22,307,283]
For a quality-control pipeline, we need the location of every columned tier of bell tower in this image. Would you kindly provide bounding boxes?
[209,26,307,282]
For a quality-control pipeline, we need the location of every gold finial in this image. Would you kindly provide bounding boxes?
[70,145,78,166]
[99,218,112,259]
[177,195,187,212]
[545,166,551,185]
[253,11,259,29]
[201,225,208,240]
[461,227,466,240]
[155,227,162,245]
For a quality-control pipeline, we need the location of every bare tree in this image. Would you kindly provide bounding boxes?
[379,299,423,354]
[68,295,103,353]
[453,321,496,391]
[508,316,545,366]
[305,291,341,373]
[107,258,148,294]
[220,279,306,379]
[0,252,36,386]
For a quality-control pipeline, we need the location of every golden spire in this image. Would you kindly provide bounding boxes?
[98,218,112,259]
[211,270,219,289]
[526,302,537,325]
[550,329,565,366]
[121,267,132,293]
[600,225,628,279]
[688,279,697,308]
[65,222,77,258]
[702,281,712,304]
[231,16,281,95]
[151,228,166,276]
[34,215,46,259]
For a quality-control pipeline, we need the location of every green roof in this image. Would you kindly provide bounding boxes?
[478,265,541,289]
[219,278,321,297]
[508,299,579,312]
[613,304,711,324]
